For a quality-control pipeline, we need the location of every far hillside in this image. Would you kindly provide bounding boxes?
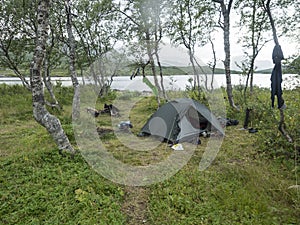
[256,56,300,74]
[0,66,241,77]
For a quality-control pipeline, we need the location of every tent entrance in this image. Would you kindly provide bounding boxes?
[176,107,208,143]
[186,107,208,130]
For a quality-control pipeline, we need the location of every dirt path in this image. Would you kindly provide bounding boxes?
[121,186,150,225]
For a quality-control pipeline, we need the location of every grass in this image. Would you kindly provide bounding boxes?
[148,127,299,224]
[0,150,125,224]
[0,84,299,224]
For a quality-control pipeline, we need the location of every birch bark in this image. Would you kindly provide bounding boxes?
[213,0,238,110]
[30,0,75,155]
[65,0,80,120]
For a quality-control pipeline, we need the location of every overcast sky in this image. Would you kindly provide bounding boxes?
[197,29,299,70]
[159,11,299,71]
[158,34,298,71]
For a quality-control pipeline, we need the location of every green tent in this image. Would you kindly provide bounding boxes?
[139,98,224,143]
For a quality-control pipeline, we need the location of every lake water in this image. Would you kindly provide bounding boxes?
[0,74,299,91]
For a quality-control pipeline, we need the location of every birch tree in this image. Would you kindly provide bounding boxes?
[0,0,36,90]
[73,0,117,95]
[31,0,75,156]
[116,0,167,105]
[168,0,215,94]
[152,1,168,100]
[212,0,238,110]
[235,0,270,95]
[65,0,80,119]
[0,0,62,108]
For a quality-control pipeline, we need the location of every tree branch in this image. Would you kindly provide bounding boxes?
[265,0,279,45]
[113,8,140,27]
[228,0,234,14]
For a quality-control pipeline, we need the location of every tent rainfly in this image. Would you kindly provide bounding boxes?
[139,98,224,143]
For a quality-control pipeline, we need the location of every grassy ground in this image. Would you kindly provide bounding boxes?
[0,84,299,224]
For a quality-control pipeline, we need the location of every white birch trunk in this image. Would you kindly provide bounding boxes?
[213,0,238,110]
[65,0,80,120]
[30,0,75,156]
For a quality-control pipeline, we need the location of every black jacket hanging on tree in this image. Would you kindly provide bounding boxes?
[270,44,285,108]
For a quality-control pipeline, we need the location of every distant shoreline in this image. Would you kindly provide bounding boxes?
[0,72,274,78]
[1,65,278,78]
